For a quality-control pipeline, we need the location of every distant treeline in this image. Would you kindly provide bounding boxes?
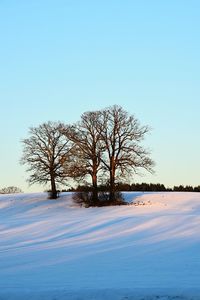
[0,186,23,194]
[65,183,200,193]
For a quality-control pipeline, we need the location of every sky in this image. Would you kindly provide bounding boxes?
[0,0,200,192]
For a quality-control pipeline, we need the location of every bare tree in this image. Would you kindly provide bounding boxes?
[62,111,103,205]
[0,186,23,194]
[98,105,154,202]
[21,121,71,199]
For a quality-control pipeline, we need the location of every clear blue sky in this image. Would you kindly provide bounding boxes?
[0,1,200,192]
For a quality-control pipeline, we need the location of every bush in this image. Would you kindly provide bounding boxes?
[73,191,127,207]
[47,190,60,199]
[98,191,127,206]
[73,191,93,207]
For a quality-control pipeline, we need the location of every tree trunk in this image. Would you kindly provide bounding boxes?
[109,156,116,202]
[109,170,115,202]
[92,173,98,205]
[50,173,57,199]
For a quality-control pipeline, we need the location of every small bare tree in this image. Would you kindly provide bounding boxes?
[99,105,154,202]
[62,111,103,205]
[21,121,71,199]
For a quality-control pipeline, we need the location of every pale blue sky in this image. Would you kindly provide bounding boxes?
[0,1,200,192]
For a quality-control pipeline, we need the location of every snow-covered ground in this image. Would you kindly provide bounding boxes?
[1,192,200,299]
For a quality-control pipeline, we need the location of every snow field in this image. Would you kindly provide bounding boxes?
[1,192,200,299]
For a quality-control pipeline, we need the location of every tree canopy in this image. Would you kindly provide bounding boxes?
[21,106,154,204]
[21,121,71,199]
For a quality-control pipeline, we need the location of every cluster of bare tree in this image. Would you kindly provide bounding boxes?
[0,186,23,194]
[21,105,154,205]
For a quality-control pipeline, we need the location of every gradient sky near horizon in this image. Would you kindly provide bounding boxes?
[0,1,200,192]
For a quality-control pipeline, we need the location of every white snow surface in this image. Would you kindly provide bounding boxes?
[1,191,200,299]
